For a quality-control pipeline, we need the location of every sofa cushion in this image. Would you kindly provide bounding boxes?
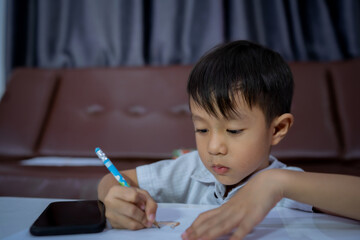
[38,66,196,159]
[0,161,107,198]
[271,62,340,160]
[329,59,360,160]
[0,69,58,159]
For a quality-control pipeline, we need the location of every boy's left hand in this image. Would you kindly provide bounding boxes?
[181,169,284,240]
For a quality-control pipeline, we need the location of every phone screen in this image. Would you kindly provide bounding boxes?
[30,200,106,236]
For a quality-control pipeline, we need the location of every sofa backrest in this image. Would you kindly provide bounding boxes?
[39,66,195,159]
[0,60,359,162]
[0,66,195,160]
[271,62,340,160]
[329,59,360,160]
[0,69,58,159]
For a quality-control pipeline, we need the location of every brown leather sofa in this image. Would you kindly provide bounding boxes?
[0,60,359,199]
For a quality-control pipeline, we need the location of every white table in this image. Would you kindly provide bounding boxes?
[1,197,359,239]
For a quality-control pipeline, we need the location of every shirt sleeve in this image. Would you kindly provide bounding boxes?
[277,198,313,212]
[136,152,199,203]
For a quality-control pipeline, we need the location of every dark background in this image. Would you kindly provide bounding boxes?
[5,0,360,81]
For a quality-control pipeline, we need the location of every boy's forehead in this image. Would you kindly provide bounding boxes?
[189,96,250,120]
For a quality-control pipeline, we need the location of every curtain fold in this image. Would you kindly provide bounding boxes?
[149,0,225,65]
[34,0,145,67]
[6,0,360,74]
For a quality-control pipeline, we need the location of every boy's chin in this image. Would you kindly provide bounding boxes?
[216,176,243,187]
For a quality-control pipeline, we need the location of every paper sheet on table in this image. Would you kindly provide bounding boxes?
[3,204,216,240]
[4,204,360,240]
[20,157,103,166]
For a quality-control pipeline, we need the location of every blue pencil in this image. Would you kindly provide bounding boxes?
[95,147,130,187]
[95,147,160,228]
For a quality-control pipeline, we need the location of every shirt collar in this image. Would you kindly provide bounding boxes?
[191,155,285,200]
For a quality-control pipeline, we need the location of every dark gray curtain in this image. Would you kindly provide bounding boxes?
[6,0,360,76]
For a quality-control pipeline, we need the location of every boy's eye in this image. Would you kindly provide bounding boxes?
[226,129,243,134]
[195,129,208,133]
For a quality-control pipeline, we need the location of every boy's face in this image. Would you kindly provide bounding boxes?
[190,96,275,186]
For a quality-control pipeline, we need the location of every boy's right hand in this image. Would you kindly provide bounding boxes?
[103,185,158,230]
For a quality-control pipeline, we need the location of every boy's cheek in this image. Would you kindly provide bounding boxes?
[194,140,206,153]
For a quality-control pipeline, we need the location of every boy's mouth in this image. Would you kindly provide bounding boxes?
[211,164,229,175]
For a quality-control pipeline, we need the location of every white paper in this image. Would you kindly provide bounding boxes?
[3,204,360,240]
[20,157,103,166]
[3,204,216,240]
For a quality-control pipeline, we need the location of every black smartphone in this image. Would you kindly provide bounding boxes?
[30,200,106,236]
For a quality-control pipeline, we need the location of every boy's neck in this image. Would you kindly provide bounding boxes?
[224,160,270,197]
[224,175,251,197]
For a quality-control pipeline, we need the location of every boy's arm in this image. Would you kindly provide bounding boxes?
[183,169,360,240]
[97,169,158,230]
[281,170,360,220]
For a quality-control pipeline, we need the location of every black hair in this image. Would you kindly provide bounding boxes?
[187,40,293,125]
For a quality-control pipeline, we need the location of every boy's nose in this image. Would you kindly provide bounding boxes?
[207,133,227,155]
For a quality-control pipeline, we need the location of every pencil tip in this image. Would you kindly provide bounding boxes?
[154,221,160,229]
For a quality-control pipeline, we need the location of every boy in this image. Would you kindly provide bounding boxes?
[98,40,360,240]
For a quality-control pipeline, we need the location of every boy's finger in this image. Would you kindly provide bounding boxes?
[229,221,253,240]
[137,189,158,225]
[191,208,218,229]
[183,209,219,239]
[192,210,255,240]
[108,198,149,227]
[195,216,236,240]
[184,207,239,240]
[109,212,146,230]
[109,186,147,207]
[106,186,157,228]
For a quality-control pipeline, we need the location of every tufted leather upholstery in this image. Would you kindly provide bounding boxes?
[329,59,360,160]
[38,66,195,159]
[0,62,359,198]
[0,69,58,158]
[272,62,340,159]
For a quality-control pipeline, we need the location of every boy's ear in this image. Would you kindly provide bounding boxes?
[271,113,294,146]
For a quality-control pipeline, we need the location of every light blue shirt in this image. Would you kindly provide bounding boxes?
[137,151,312,211]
